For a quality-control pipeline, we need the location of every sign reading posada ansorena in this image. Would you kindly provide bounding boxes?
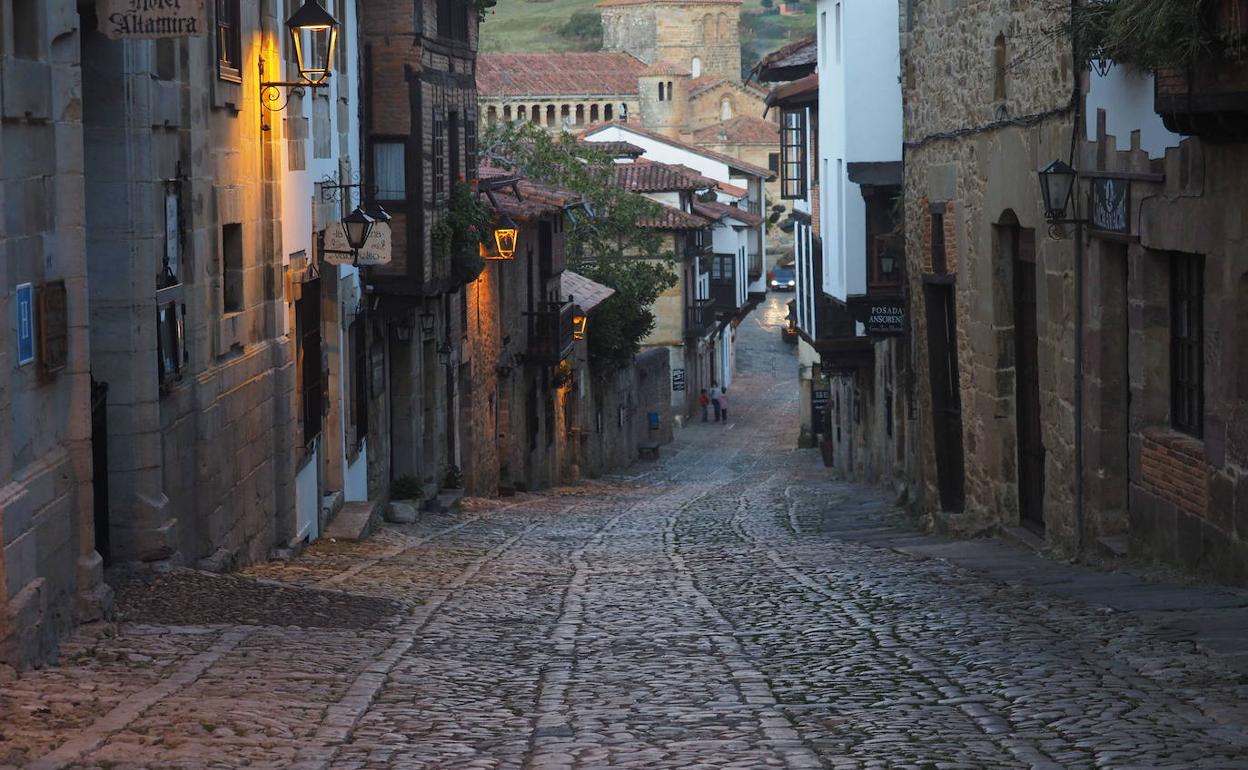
[97,0,207,39]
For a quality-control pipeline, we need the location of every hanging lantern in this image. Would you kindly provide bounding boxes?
[341,206,376,252]
[572,307,588,340]
[490,215,519,260]
[286,0,340,85]
[1038,159,1078,223]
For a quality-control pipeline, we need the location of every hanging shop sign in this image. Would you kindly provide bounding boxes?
[864,300,906,336]
[324,222,393,266]
[1090,177,1130,235]
[97,0,208,39]
[811,388,830,431]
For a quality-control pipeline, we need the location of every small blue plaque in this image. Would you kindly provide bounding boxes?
[16,283,34,367]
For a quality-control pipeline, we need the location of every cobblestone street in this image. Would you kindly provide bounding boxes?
[3,296,1248,769]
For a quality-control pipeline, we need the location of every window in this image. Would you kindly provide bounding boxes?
[834,2,842,64]
[297,278,323,447]
[1170,253,1204,437]
[721,97,732,121]
[993,33,1008,101]
[658,82,665,101]
[373,140,406,201]
[691,56,701,78]
[217,0,242,81]
[349,316,368,449]
[12,0,40,60]
[438,0,469,41]
[449,111,461,184]
[769,152,780,173]
[433,114,446,198]
[222,223,244,312]
[711,254,734,281]
[157,296,186,389]
[930,206,947,274]
[780,109,807,199]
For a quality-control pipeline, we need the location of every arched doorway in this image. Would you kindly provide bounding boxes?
[997,210,1045,531]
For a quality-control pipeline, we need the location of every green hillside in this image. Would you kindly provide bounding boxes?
[479,0,816,75]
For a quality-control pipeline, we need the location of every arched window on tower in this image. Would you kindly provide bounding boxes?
[993,33,1008,101]
[547,105,556,126]
[703,14,714,42]
[575,104,585,125]
[667,81,673,100]
[604,103,614,121]
[658,82,665,101]
[721,97,732,121]
[691,56,702,78]
[590,104,600,123]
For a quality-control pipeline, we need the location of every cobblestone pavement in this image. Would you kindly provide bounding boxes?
[4,295,1248,769]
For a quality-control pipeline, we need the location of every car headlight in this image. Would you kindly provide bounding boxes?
[787,280,795,286]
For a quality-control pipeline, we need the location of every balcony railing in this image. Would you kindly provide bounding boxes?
[1153,0,1248,140]
[686,298,715,337]
[710,280,739,312]
[527,300,576,365]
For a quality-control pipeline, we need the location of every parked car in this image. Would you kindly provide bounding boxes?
[769,264,796,291]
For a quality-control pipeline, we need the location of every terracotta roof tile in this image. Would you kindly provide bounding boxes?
[766,73,819,108]
[639,61,692,77]
[578,139,646,158]
[717,181,749,198]
[562,270,615,312]
[478,53,645,98]
[752,36,817,83]
[598,0,739,6]
[638,202,713,231]
[615,159,716,193]
[693,199,764,227]
[691,116,779,145]
[689,75,768,98]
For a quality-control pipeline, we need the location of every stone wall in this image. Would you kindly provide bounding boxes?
[903,0,1081,548]
[602,1,742,80]
[0,0,110,668]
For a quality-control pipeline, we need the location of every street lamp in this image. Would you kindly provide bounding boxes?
[572,306,588,340]
[260,0,340,112]
[879,252,896,279]
[1039,159,1079,223]
[342,206,376,253]
[419,308,436,336]
[286,0,339,85]
[1036,156,1088,558]
[490,214,519,260]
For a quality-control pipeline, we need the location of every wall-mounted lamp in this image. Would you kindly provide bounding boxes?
[341,205,376,265]
[879,252,897,278]
[572,306,588,340]
[419,308,436,336]
[437,342,454,367]
[481,214,519,260]
[261,0,340,111]
[394,317,413,343]
[1039,159,1080,225]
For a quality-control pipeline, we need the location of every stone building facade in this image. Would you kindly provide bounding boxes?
[362,0,481,506]
[902,0,1080,546]
[600,0,742,82]
[0,0,110,667]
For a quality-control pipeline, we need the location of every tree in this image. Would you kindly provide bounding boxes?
[482,123,679,372]
[557,10,604,51]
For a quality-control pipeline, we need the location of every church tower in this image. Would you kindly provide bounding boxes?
[638,63,691,139]
[599,0,743,83]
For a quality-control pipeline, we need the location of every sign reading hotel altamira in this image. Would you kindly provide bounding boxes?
[98,0,207,39]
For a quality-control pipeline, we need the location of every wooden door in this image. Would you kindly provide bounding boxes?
[924,283,965,512]
[1014,229,1045,530]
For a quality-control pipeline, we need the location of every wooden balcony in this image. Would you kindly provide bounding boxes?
[685,298,716,338]
[1154,0,1248,140]
[527,301,576,365]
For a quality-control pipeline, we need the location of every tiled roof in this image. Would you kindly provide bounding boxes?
[752,36,817,83]
[478,53,645,98]
[766,73,819,108]
[717,181,749,198]
[691,116,779,145]
[599,0,739,6]
[479,166,581,219]
[639,61,692,77]
[578,139,646,158]
[692,199,764,227]
[638,202,713,231]
[562,270,615,312]
[582,122,776,180]
[615,159,716,193]
[689,75,768,98]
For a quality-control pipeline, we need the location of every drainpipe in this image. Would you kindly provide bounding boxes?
[1071,0,1086,557]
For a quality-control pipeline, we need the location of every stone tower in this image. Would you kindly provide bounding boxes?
[599,0,743,83]
[638,63,692,138]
